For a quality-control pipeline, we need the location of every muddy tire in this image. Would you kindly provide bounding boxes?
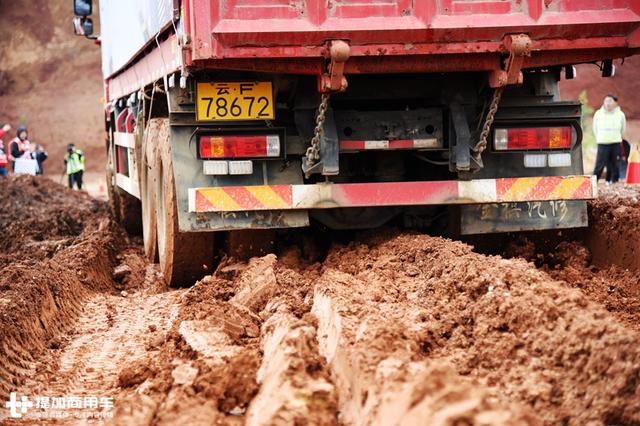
[154,119,215,287]
[106,142,121,220]
[140,119,161,262]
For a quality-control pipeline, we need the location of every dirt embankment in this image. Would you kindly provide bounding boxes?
[497,185,640,334]
[0,175,121,397]
[2,177,640,425]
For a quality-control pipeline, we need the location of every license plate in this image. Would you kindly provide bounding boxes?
[196,82,274,121]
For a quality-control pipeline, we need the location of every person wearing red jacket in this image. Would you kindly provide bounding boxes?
[0,123,10,177]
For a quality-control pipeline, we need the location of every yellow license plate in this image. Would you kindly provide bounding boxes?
[196,82,274,121]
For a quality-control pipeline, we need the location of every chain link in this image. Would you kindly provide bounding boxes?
[305,93,331,169]
[472,86,504,158]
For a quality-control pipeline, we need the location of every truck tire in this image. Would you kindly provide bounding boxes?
[140,119,160,262]
[106,142,121,221]
[154,119,215,287]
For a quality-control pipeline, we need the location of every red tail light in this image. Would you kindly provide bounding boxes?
[199,135,280,159]
[494,127,572,151]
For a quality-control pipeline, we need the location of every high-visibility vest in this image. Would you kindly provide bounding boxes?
[65,150,85,175]
[594,108,625,144]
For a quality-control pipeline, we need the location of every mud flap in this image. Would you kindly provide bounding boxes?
[460,200,587,235]
[301,107,340,176]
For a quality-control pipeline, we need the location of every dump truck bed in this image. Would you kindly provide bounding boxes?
[184,0,640,73]
[103,0,640,99]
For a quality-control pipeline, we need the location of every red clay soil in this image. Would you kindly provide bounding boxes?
[582,184,640,272]
[0,176,124,398]
[323,233,640,425]
[539,240,640,334]
[0,175,108,263]
[110,254,338,425]
[3,177,640,425]
[496,185,640,334]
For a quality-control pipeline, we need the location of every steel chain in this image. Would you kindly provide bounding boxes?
[472,86,504,158]
[305,93,331,169]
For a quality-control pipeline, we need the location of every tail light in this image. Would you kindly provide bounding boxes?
[199,135,280,159]
[494,127,572,151]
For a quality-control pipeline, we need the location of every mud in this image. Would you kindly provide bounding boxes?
[2,177,640,425]
[582,184,640,272]
[496,185,640,333]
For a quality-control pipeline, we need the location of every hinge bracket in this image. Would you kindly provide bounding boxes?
[489,34,532,88]
[318,40,351,93]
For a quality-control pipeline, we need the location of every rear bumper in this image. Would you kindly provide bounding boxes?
[188,175,597,213]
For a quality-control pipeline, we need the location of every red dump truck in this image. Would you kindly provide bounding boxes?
[72,0,640,286]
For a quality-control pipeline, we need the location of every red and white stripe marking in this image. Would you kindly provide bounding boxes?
[340,138,440,151]
[189,175,597,213]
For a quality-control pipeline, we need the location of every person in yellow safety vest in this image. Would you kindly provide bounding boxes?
[64,143,85,190]
[592,93,626,185]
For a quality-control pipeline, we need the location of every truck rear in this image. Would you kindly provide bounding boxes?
[72,0,640,286]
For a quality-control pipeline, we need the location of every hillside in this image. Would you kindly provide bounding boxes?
[0,0,104,173]
[560,56,640,119]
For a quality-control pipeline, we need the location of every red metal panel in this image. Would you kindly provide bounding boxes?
[328,0,413,18]
[558,0,629,11]
[441,0,514,15]
[332,181,459,206]
[106,0,640,99]
[187,0,640,69]
[222,0,304,20]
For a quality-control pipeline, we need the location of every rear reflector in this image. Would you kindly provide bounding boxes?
[524,154,547,168]
[548,153,572,168]
[494,127,571,151]
[203,161,228,175]
[199,135,280,159]
[228,160,253,175]
[203,160,254,175]
[340,138,440,151]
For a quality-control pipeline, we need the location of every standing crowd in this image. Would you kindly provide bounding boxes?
[0,123,85,190]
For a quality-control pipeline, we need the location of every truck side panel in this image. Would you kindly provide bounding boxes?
[99,0,175,78]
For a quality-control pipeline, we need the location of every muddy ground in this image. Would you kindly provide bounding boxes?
[0,176,639,425]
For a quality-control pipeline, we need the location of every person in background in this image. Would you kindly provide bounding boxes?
[64,143,85,190]
[0,123,10,140]
[616,139,631,182]
[592,94,626,185]
[0,123,8,177]
[9,126,31,172]
[0,140,8,177]
[31,143,48,175]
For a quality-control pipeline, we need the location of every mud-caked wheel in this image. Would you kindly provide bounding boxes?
[140,119,161,262]
[154,119,215,287]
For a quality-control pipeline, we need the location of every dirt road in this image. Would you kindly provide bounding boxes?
[1,176,639,425]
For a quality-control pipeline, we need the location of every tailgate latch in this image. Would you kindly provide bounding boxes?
[489,34,532,88]
[318,40,350,93]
